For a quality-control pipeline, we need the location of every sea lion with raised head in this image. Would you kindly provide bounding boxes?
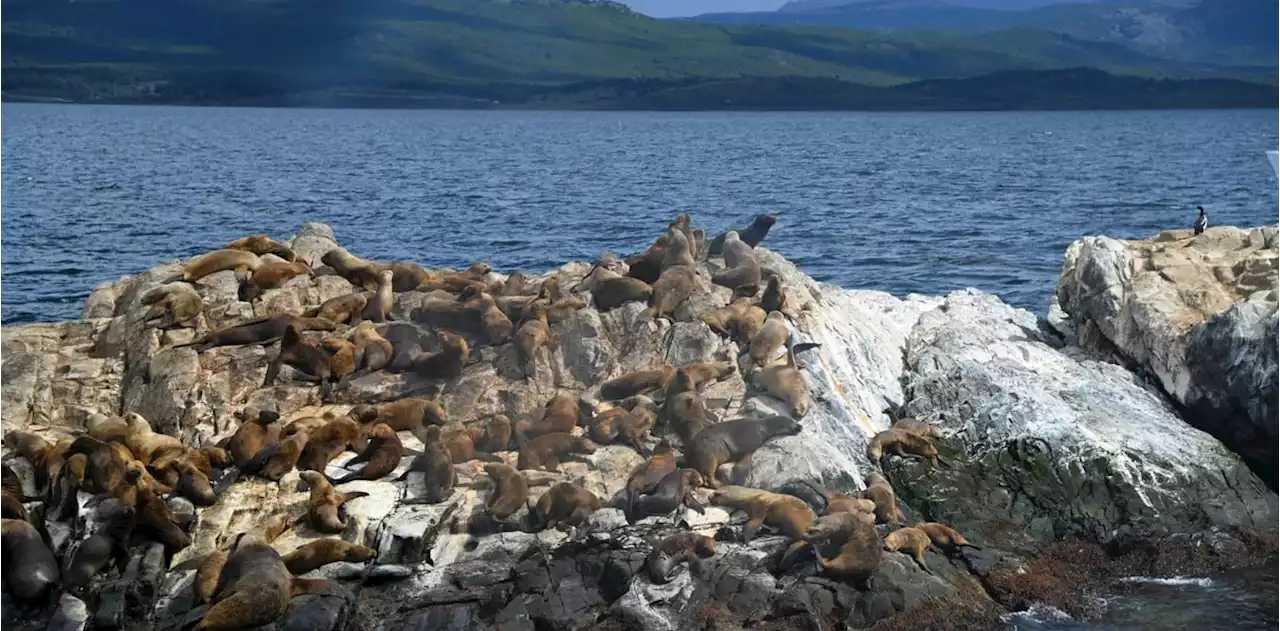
[281,538,376,575]
[662,225,696,270]
[811,517,881,587]
[686,415,803,489]
[171,249,262,283]
[225,235,297,261]
[863,472,905,525]
[122,413,187,465]
[758,277,790,315]
[711,231,762,293]
[708,213,778,256]
[749,311,789,366]
[751,341,820,418]
[398,425,455,504]
[646,532,716,585]
[532,482,600,531]
[648,265,697,321]
[883,527,933,573]
[514,301,551,379]
[663,389,719,443]
[139,282,203,329]
[413,331,470,380]
[321,248,379,291]
[228,408,281,468]
[320,337,358,384]
[457,286,514,345]
[472,414,513,453]
[626,233,669,285]
[358,269,395,324]
[298,471,369,533]
[264,324,337,400]
[194,533,292,631]
[483,463,528,521]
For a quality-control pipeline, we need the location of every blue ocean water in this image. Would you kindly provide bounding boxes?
[1,105,1276,326]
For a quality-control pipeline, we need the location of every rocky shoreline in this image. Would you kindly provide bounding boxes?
[1,219,1275,631]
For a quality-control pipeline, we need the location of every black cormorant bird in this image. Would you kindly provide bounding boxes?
[1193,205,1207,235]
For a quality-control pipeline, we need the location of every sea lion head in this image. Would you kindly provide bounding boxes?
[754,213,778,227]
[763,415,803,438]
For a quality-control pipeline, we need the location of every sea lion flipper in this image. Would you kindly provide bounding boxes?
[791,342,822,354]
[339,491,370,505]
[684,492,706,515]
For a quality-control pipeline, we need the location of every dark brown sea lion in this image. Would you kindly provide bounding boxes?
[1,464,31,522]
[298,412,369,472]
[628,468,705,523]
[194,533,293,631]
[708,213,777,256]
[297,471,369,534]
[228,408,281,469]
[811,516,881,588]
[663,390,719,443]
[413,331,469,380]
[375,397,447,433]
[179,314,336,353]
[140,282,204,329]
[239,260,312,302]
[514,301,551,379]
[758,276,790,315]
[585,398,656,454]
[330,424,403,484]
[622,442,678,511]
[1,517,60,601]
[281,538,376,575]
[516,433,596,472]
[398,426,455,505]
[626,233,670,285]
[646,532,716,585]
[240,429,308,482]
[472,414,512,453]
[379,261,434,292]
[63,500,134,592]
[514,392,583,440]
[532,482,600,531]
[484,463,528,521]
[686,415,803,489]
[264,324,337,400]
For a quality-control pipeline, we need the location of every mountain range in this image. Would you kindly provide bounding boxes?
[2,0,1274,108]
[692,0,1278,67]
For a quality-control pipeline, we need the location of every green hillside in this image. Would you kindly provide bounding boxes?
[2,0,1268,104]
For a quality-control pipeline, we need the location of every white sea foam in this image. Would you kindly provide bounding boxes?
[1120,576,1214,587]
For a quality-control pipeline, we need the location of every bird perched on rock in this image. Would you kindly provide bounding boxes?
[1193,205,1207,235]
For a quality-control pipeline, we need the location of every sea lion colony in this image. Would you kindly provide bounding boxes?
[0,219,973,628]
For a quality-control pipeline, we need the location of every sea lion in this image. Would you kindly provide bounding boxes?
[330,424,403,484]
[599,365,676,401]
[398,425,455,504]
[171,249,262,283]
[457,286,515,345]
[135,483,190,554]
[483,463,528,521]
[824,491,877,517]
[348,321,394,376]
[883,527,933,573]
[751,341,819,418]
[663,390,718,443]
[359,269,395,324]
[699,299,765,340]
[228,408,282,468]
[515,392,583,439]
[671,214,696,254]
[625,233,669,285]
[811,517,881,587]
[646,532,716,585]
[240,429,308,482]
[500,271,539,296]
[174,458,218,506]
[380,262,434,292]
[573,258,653,311]
[3,430,57,490]
[585,400,655,454]
[686,415,803,489]
[63,501,134,592]
[66,435,130,496]
[672,361,736,393]
[375,397,447,433]
[413,331,469,380]
[298,471,368,534]
[648,265,697,320]
[863,472,905,525]
[282,415,329,437]
[711,231,762,292]
[86,413,130,442]
[239,260,312,302]
[891,418,943,439]
[749,311,789,366]
[264,324,337,400]
[662,226,696,270]
[225,235,297,261]
[305,292,369,326]
[532,482,600,531]
[321,248,379,290]
[419,262,493,293]
[622,442,678,510]
[804,511,870,544]
[139,282,203,329]
[708,213,778,256]
[516,433,597,471]
[628,468,705,522]
[320,337,358,383]
[1,464,30,521]
[514,300,551,379]
[195,534,292,631]
[866,428,939,466]
[298,413,367,472]
[180,314,336,353]
[758,277,790,316]
[436,427,499,464]
[281,538,375,575]
[2,517,61,601]
[472,415,513,453]
[710,486,814,543]
[914,522,981,555]
[122,413,186,465]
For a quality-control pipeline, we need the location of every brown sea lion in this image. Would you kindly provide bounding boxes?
[749,311,789,366]
[516,433,597,472]
[673,361,736,393]
[331,424,403,484]
[758,276,789,315]
[686,415,803,489]
[663,390,718,443]
[892,418,943,439]
[457,286,515,345]
[662,225,696,270]
[1,464,30,522]
[884,527,933,573]
[711,231,762,292]
[239,260,312,302]
[622,442,678,510]
[321,248,379,290]
[472,414,513,453]
[823,491,877,517]
[646,531,716,585]
[514,301,551,379]
[413,331,469,380]
[710,486,814,543]
[240,429,308,482]
[866,428,939,466]
[376,397,447,433]
[139,282,203,329]
[225,234,297,261]
[4,431,55,489]
[85,413,130,442]
[62,500,134,592]
[179,314,336,353]
[349,321,394,376]
[751,342,819,418]
[515,392,583,440]
[66,435,130,496]
[264,324,337,400]
[483,463,528,521]
[135,483,190,554]
[298,471,368,534]
[304,292,369,326]
[174,458,218,506]
[2,517,60,601]
[122,413,186,465]
[398,425,455,504]
[500,270,539,296]
[626,233,670,285]
[195,534,292,631]
[281,538,376,575]
[648,265,697,320]
[379,262,434,292]
[811,517,881,587]
[298,412,369,472]
[358,269,395,324]
[282,415,329,437]
[585,400,655,454]
[228,408,281,468]
[915,522,982,555]
[533,482,600,531]
[698,298,764,340]
[599,365,676,401]
[171,249,261,283]
[420,262,493,293]
[572,257,652,311]
[863,472,905,525]
[628,469,705,523]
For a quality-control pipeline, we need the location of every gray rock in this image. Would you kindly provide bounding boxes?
[46,594,90,631]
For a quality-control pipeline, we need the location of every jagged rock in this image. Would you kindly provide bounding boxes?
[288,222,342,267]
[892,289,1278,548]
[1056,226,1279,486]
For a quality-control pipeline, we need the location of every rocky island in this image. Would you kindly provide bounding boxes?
[1,218,1276,631]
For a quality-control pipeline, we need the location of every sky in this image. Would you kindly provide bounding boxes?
[623,0,788,18]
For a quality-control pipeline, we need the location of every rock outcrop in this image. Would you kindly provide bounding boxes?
[2,221,1275,631]
[1055,226,1279,488]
